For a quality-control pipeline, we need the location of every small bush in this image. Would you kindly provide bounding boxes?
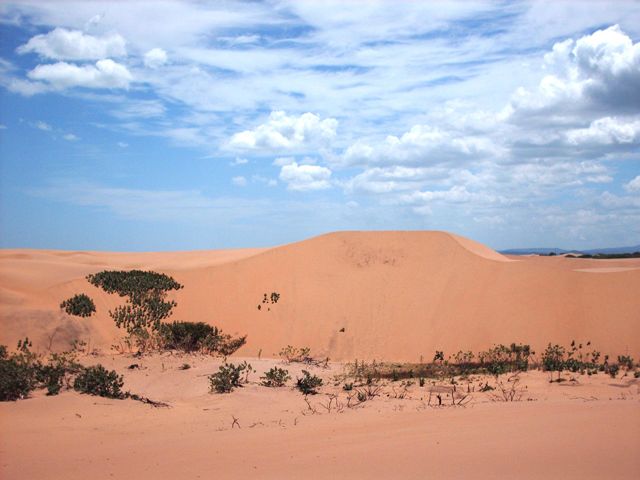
[158,321,247,356]
[60,294,96,317]
[209,362,249,393]
[159,321,218,352]
[0,354,36,401]
[296,370,323,395]
[73,365,125,399]
[260,367,290,387]
[607,364,620,378]
[279,345,312,363]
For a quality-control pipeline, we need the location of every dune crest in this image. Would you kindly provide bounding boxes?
[1,231,639,360]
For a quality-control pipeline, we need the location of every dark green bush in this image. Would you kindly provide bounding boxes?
[60,293,96,317]
[87,270,182,338]
[296,370,323,395]
[0,353,37,401]
[209,362,251,393]
[260,367,290,387]
[73,365,125,399]
[159,321,218,352]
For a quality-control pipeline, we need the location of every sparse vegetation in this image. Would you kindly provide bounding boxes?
[60,293,96,317]
[158,321,246,356]
[209,362,252,393]
[87,270,183,349]
[73,364,125,399]
[296,370,323,395]
[260,367,290,387]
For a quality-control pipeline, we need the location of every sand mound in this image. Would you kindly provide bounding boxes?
[1,231,639,359]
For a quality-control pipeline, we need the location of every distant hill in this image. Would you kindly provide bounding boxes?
[500,245,640,256]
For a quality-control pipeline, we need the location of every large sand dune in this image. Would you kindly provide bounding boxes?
[1,231,639,360]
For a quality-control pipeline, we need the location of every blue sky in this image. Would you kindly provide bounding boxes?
[0,1,639,251]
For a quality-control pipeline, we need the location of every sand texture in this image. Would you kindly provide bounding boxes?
[2,231,639,359]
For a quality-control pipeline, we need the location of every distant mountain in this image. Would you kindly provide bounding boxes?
[500,245,640,255]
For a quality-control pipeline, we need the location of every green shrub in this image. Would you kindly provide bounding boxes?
[296,370,323,395]
[209,362,250,393]
[159,321,218,352]
[607,364,620,378]
[87,270,183,341]
[260,367,290,387]
[60,293,96,317]
[73,365,125,399]
[0,349,37,401]
[279,345,312,363]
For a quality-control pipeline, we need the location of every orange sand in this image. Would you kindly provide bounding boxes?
[1,231,639,359]
[1,231,640,479]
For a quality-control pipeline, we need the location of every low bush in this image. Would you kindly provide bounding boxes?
[60,293,96,317]
[73,365,125,399]
[0,341,38,401]
[209,362,251,393]
[158,321,247,356]
[296,370,323,395]
[260,367,290,387]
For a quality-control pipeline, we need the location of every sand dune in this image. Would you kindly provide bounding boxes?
[1,231,639,360]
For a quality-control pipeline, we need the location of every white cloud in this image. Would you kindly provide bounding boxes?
[117,142,128,148]
[232,176,247,187]
[625,175,640,192]
[230,157,248,166]
[279,161,332,191]
[144,48,168,69]
[506,25,640,122]
[34,120,51,131]
[566,116,640,145]
[229,111,338,151]
[343,124,502,167]
[63,133,78,141]
[17,28,126,60]
[27,59,132,90]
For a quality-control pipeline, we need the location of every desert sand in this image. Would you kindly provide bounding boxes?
[1,231,639,479]
[2,231,639,359]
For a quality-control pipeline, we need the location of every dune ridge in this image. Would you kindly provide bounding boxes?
[1,230,639,360]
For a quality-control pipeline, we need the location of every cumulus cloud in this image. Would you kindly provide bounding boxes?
[229,111,338,151]
[625,175,640,192]
[232,176,247,187]
[144,48,168,69]
[566,116,640,145]
[343,124,502,167]
[17,28,126,60]
[27,59,132,90]
[279,161,332,191]
[506,25,640,122]
[34,120,52,131]
[63,133,79,141]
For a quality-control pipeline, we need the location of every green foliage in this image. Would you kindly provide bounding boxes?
[607,364,620,378]
[0,339,38,401]
[296,370,323,395]
[60,293,96,317]
[617,355,634,370]
[209,362,251,393]
[159,321,219,352]
[542,344,566,374]
[87,270,183,342]
[260,367,290,387]
[73,365,125,399]
[279,345,312,363]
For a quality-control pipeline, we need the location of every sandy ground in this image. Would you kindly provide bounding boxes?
[1,353,639,480]
[1,231,640,479]
[1,231,639,359]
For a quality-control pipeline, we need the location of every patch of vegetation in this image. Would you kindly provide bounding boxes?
[60,293,96,317]
[0,338,38,401]
[209,362,253,393]
[577,252,640,259]
[260,367,290,387]
[73,364,125,399]
[158,321,246,356]
[296,370,323,395]
[87,270,183,349]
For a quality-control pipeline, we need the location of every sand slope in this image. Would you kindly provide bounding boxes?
[1,231,639,360]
